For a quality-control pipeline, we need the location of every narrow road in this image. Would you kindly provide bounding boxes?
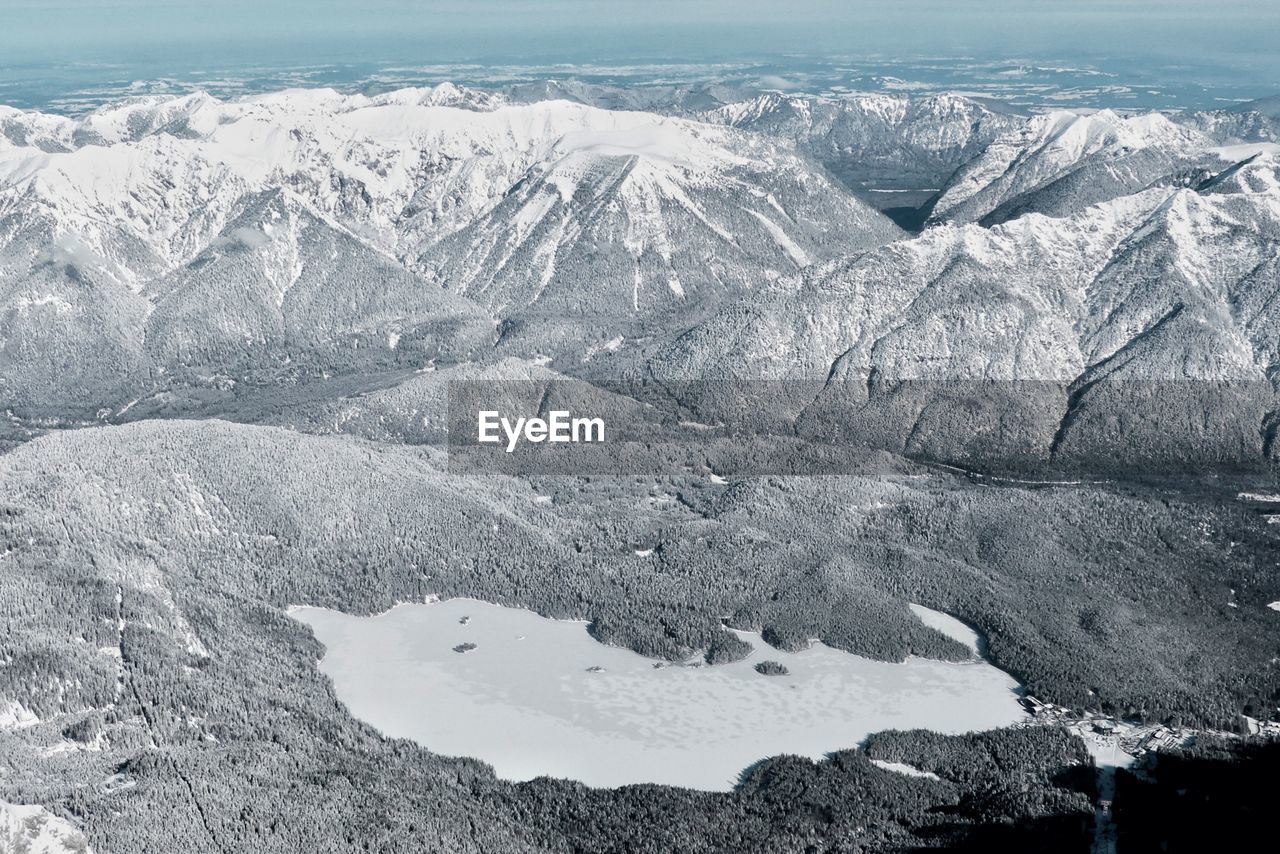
[1092,765,1118,854]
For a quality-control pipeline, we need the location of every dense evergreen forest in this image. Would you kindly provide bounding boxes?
[0,419,1277,851]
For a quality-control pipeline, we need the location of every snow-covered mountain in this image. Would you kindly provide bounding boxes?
[638,152,1280,470]
[143,189,495,367]
[0,83,504,152]
[706,92,1023,193]
[502,80,753,115]
[0,86,901,410]
[421,119,900,327]
[1178,107,1280,147]
[3,83,1279,471]
[927,110,1211,225]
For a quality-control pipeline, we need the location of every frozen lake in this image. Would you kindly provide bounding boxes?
[291,598,1025,790]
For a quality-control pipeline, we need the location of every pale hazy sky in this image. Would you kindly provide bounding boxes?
[2,0,1277,73]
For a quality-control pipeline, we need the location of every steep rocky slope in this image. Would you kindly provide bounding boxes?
[636,153,1280,471]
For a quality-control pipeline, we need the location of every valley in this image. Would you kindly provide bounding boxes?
[1,67,1278,853]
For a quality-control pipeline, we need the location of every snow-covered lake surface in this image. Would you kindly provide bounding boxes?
[291,598,1026,790]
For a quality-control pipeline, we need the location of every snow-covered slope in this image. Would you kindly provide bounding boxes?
[143,189,495,366]
[0,83,503,152]
[421,119,901,323]
[3,84,1277,470]
[928,110,1211,225]
[1177,107,1280,147]
[0,86,896,278]
[641,152,1280,469]
[706,92,1023,192]
[1,801,94,854]
[0,87,901,410]
[0,88,649,273]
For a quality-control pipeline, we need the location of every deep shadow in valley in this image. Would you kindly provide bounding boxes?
[1113,736,1280,853]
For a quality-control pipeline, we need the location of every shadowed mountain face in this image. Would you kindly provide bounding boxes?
[629,153,1280,473]
[1112,737,1280,853]
[925,110,1212,225]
